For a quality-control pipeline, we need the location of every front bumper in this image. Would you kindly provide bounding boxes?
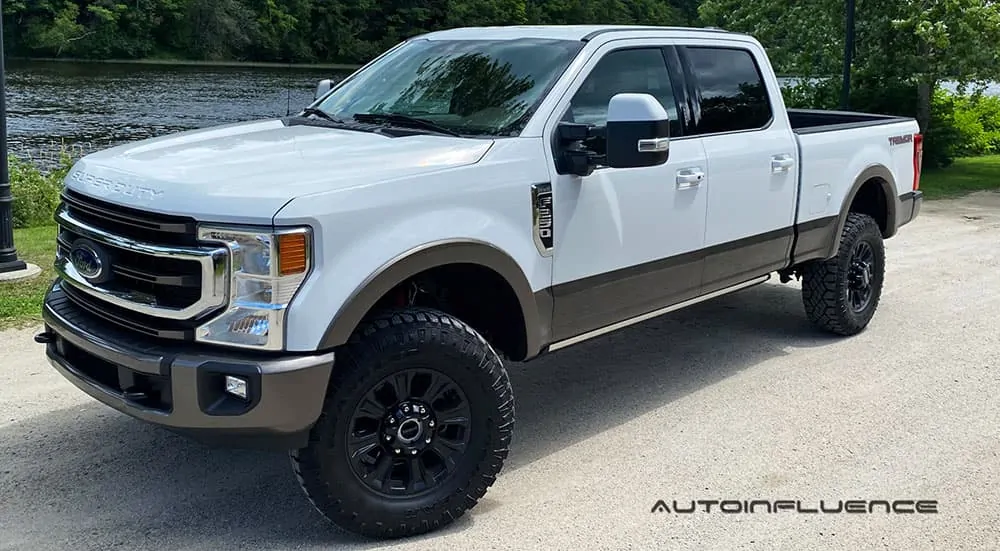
[40,282,334,450]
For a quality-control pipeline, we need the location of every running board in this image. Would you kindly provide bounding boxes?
[547,274,771,352]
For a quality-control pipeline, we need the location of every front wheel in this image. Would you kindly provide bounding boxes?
[801,212,886,336]
[290,308,514,539]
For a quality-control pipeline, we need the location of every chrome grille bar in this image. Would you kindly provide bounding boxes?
[54,206,229,320]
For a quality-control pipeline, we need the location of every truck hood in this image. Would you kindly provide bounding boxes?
[64,119,493,224]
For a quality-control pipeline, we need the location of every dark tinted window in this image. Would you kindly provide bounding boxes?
[564,48,679,132]
[686,47,772,135]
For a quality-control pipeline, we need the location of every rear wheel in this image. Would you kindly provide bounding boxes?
[290,308,514,539]
[801,212,886,336]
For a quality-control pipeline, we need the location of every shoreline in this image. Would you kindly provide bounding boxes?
[9,57,362,71]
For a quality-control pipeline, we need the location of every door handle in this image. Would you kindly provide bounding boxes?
[676,168,705,189]
[771,154,795,173]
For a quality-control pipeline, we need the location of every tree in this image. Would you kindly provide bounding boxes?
[699,0,1000,135]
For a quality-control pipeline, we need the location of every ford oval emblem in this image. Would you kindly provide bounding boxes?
[70,242,104,280]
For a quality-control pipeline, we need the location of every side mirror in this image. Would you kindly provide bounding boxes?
[314,79,334,100]
[605,93,670,169]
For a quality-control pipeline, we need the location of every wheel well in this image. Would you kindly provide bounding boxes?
[849,178,890,236]
[367,263,528,361]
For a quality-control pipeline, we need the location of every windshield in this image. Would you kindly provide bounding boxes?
[313,38,584,137]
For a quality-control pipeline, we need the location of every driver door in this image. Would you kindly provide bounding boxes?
[544,42,709,343]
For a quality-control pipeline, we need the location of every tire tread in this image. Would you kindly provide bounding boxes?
[290,307,514,539]
[801,212,885,336]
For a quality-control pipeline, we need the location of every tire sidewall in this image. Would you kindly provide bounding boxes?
[297,314,509,529]
[835,217,885,330]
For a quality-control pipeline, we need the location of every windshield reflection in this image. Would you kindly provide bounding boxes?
[316,38,584,137]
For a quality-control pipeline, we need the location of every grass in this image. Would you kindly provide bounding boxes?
[919,155,1000,199]
[0,226,57,330]
[1,155,999,329]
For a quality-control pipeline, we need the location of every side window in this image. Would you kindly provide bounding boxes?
[563,47,680,138]
[685,47,773,135]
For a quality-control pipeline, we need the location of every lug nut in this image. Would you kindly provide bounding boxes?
[403,405,410,413]
[411,449,418,455]
[388,417,395,424]
[394,448,401,454]
[428,420,435,427]
[425,437,432,444]
[386,435,392,441]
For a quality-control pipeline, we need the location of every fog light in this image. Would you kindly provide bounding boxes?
[224,375,248,400]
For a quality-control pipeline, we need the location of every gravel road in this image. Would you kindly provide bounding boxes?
[2,193,998,551]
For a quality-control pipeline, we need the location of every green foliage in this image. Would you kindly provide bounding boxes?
[8,152,74,229]
[703,0,1000,167]
[1,1,692,64]
[924,89,1000,168]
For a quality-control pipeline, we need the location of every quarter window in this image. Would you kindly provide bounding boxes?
[685,47,772,135]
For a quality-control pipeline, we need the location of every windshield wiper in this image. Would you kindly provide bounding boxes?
[353,112,461,137]
[299,106,344,123]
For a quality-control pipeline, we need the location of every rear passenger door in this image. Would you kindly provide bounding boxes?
[677,42,799,292]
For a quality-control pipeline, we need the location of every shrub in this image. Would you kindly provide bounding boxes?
[9,151,74,229]
[781,78,1000,169]
[924,89,1000,168]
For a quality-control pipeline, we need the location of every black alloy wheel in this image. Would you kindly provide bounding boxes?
[346,368,472,497]
[291,308,514,539]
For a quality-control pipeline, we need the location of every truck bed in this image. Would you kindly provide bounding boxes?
[788,108,912,135]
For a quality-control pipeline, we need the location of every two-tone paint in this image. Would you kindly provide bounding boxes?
[55,25,923,365]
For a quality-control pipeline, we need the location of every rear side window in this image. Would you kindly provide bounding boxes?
[684,47,772,135]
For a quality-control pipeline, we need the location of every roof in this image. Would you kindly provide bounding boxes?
[418,25,739,42]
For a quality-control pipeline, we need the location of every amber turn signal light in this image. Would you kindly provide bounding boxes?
[277,233,308,275]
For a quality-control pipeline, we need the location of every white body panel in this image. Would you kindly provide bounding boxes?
[54,25,923,354]
[671,37,800,246]
[540,37,709,287]
[276,138,553,351]
[795,123,917,223]
[63,119,495,224]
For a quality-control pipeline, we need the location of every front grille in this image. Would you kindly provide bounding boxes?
[61,189,198,247]
[53,191,229,341]
[61,283,195,340]
[57,229,203,309]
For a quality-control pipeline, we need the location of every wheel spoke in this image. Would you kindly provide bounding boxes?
[365,452,393,489]
[347,431,379,459]
[440,414,471,429]
[356,396,384,420]
[439,402,472,428]
[407,457,434,492]
[390,371,413,402]
[420,372,452,403]
[430,441,460,472]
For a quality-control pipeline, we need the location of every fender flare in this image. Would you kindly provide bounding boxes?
[317,239,550,359]
[826,164,899,257]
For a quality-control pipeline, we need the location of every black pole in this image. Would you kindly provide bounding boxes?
[0,0,25,274]
[840,0,856,109]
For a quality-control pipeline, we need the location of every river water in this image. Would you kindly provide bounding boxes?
[5,60,351,169]
[6,60,999,171]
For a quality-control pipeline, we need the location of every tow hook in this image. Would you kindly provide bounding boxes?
[34,332,56,344]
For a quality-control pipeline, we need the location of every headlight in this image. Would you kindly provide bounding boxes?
[195,225,312,350]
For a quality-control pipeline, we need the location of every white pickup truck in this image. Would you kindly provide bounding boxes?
[36,25,923,538]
